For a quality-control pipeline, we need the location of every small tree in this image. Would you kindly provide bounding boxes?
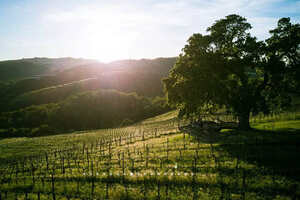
[163,14,299,130]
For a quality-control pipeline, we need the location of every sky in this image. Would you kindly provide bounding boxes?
[0,0,299,62]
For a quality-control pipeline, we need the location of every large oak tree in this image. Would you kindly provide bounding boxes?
[163,14,299,130]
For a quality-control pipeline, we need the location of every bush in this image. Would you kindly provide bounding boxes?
[121,119,134,127]
[29,124,55,137]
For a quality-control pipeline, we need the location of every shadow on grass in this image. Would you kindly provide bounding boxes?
[184,126,300,182]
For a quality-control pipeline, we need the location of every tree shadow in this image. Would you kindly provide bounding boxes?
[183,126,300,182]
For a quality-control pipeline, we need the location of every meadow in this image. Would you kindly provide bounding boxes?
[0,111,300,200]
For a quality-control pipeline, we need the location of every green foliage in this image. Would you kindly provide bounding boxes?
[0,57,175,137]
[0,90,170,138]
[0,57,176,113]
[121,119,134,127]
[8,78,101,111]
[266,17,300,94]
[163,14,300,130]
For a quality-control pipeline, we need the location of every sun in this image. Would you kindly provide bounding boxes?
[76,15,139,62]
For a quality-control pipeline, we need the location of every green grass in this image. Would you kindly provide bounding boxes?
[0,111,300,199]
[253,120,300,131]
[141,110,178,124]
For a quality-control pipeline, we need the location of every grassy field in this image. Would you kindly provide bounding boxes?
[0,111,300,199]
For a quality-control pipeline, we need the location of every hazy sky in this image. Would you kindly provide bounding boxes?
[0,0,299,62]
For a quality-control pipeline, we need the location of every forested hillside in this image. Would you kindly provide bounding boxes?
[0,57,176,137]
[0,90,169,137]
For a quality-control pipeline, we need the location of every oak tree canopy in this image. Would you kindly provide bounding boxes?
[163,14,300,130]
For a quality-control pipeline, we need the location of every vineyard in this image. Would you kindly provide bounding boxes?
[0,111,300,200]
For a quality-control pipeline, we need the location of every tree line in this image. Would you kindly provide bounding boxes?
[0,90,170,138]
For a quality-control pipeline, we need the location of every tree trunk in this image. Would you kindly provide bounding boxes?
[238,111,251,130]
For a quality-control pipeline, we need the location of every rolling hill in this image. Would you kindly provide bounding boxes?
[0,57,176,113]
[0,57,176,136]
[0,57,97,81]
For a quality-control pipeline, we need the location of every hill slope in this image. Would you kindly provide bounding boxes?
[0,57,176,113]
[0,57,97,81]
[0,111,299,199]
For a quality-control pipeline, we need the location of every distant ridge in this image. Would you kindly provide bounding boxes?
[0,57,176,81]
[0,57,97,81]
